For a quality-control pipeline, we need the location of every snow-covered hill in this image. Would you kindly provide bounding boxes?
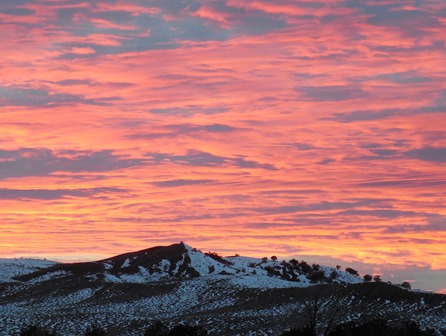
[0,243,445,336]
[9,242,362,288]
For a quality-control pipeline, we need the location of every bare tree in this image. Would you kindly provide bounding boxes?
[296,294,344,336]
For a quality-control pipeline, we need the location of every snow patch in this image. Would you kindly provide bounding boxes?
[0,258,56,282]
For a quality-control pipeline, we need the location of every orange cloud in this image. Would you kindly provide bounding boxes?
[0,0,446,291]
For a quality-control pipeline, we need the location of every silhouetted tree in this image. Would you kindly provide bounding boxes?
[289,258,299,266]
[309,271,325,283]
[299,261,312,274]
[345,267,358,276]
[374,275,382,282]
[400,281,412,290]
[297,295,342,336]
[363,274,373,282]
[271,256,278,261]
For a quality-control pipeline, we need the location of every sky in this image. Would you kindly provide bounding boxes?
[1,0,445,292]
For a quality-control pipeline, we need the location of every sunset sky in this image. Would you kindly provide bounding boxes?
[1,0,446,291]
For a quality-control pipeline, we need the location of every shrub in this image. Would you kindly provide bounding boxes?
[299,261,312,274]
[265,265,282,277]
[20,325,56,336]
[309,270,325,283]
[345,267,359,276]
[363,274,372,282]
[374,275,382,282]
[289,258,299,266]
[205,252,224,263]
[400,281,412,290]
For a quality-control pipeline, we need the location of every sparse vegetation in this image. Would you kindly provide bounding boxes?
[309,271,325,283]
[400,281,412,290]
[345,267,359,276]
[299,261,312,274]
[363,274,373,282]
[289,258,299,266]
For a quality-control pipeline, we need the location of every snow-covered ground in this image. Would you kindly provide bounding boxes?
[0,244,445,336]
[0,258,56,282]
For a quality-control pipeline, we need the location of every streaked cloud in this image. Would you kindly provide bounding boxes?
[405,147,446,163]
[297,85,368,101]
[1,0,446,291]
[151,179,214,188]
[0,149,146,179]
[0,187,127,200]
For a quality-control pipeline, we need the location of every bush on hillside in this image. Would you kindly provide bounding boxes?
[363,274,373,282]
[345,267,359,276]
[20,325,57,336]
